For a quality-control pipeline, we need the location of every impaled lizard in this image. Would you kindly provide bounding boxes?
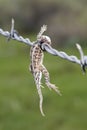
[29,25,61,116]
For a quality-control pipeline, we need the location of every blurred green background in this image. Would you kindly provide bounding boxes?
[0,0,87,46]
[0,0,87,130]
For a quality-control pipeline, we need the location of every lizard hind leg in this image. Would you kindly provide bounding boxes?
[34,70,45,116]
[46,82,62,96]
[40,65,62,96]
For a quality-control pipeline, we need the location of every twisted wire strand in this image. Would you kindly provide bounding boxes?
[0,18,33,46]
[42,43,80,64]
[0,28,33,46]
[0,19,87,71]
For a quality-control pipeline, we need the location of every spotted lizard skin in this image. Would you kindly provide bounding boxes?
[29,31,61,116]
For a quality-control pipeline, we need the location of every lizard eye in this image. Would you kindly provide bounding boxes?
[40,39,44,44]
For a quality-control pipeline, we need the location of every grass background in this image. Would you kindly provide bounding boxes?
[0,36,87,130]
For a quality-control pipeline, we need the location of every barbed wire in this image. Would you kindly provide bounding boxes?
[0,19,87,72]
[42,43,80,64]
[0,19,33,46]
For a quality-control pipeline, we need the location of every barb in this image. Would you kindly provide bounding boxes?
[76,43,87,73]
[7,18,14,41]
[0,19,33,46]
